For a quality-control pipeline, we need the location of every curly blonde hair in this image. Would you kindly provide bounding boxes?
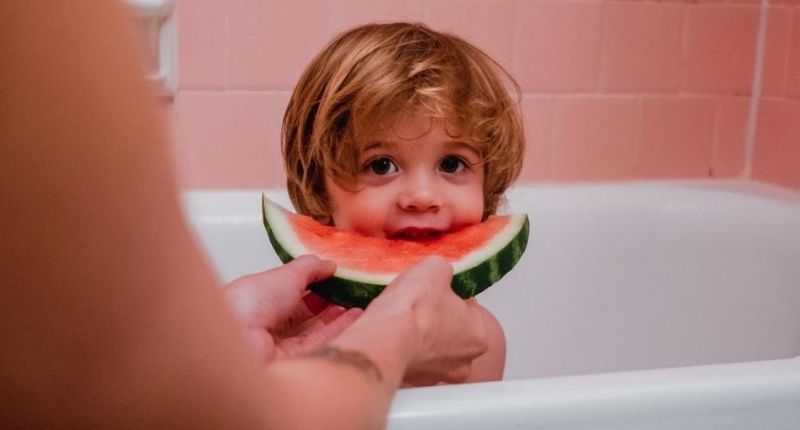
[282,22,524,222]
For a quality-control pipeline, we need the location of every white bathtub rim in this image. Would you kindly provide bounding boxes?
[388,357,800,429]
[503,178,800,202]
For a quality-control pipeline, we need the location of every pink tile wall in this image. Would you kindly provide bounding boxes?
[514,1,603,92]
[789,8,800,98]
[426,0,516,70]
[600,2,683,92]
[551,97,640,181]
[761,6,791,97]
[639,97,717,178]
[713,97,749,177]
[752,4,800,189]
[171,0,800,191]
[683,4,759,95]
[519,96,555,181]
[753,99,800,188]
[174,91,289,188]
[228,0,330,90]
[176,0,226,89]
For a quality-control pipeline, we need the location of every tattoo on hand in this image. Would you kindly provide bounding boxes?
[308,346,383,382]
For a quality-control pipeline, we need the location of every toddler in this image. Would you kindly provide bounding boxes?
[281,22,525,384]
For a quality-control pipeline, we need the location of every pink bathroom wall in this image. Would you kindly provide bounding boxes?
[752,4,800,189]
[171,0,796,190]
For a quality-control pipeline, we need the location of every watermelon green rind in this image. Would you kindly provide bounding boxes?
[261,194,529,308]
[450,217,529,299]
[307,277,385,309]
[261,197,387,307]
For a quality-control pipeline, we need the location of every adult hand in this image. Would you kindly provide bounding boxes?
[225,255,362,361]
[361,256,489,386]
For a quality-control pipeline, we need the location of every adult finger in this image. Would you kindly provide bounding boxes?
[278,255,337,295]
[270,256,337,325]
[276,307,363,358]
[273,291,334,335]
[226,255,336,330]
[381,256,453,297]
[275,297,340,337]
[405,255,453,284]
[240,255,336,298]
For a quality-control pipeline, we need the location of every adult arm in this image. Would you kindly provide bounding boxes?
[0,2,486,429]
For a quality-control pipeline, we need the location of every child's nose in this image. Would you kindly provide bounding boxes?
[397,174,442,212]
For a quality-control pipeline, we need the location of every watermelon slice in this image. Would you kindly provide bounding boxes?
[262,195,529,308]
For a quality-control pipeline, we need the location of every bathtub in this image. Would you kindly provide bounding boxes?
[183,180,800,429]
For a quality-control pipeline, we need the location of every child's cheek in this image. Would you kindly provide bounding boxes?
[359,207,388,237]
[336,202,386,238]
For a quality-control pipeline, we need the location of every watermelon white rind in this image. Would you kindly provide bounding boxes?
[262,194,529,309]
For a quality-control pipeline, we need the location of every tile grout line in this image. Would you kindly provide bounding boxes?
[742,0,770,178]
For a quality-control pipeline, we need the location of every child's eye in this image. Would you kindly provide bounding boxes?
[439,156,467,174]
[368,157,398,175]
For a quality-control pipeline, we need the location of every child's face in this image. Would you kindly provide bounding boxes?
[325,111,484,239]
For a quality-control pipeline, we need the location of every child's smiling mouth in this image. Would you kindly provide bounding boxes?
[387,227,445,241]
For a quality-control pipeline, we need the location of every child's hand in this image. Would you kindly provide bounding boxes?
[224,255,362,361]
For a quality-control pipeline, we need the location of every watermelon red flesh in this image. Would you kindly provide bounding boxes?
[286,213,511,272]
[262,195,529,308]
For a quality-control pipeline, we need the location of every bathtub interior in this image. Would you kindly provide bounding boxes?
[183,180,800,380]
